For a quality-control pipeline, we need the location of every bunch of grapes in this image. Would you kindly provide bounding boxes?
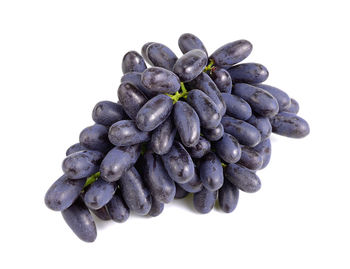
[45,33,310,242]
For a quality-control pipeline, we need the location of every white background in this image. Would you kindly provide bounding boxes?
[1,0,349,268]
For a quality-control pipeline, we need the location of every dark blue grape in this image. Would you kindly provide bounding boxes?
[141,42,154,65]
[193,188,217,214]
[62,150,104,179]
[210,40,252,68]
[173,49,207,82]
[270,112,310,138]
[221,116,261,147]
[253,139,271,170]
[79,124,112,153]
[91,206,111,221]
[119,166,152,215]
[161,141,195,184]
[45,175,86,211]
[221,93,252,120]
[178,33,207,55]
[187,136,211,159]
[108,120,150,147]
[247,114,272,141]
[141,67,180,94]
[175,183,188,199]
[219,180,239,213]
[237,146,263,170]
[66,143,88,156]
[61,198,97,242]
[213,133,241,164]
[83,178,116,210]
[202,123,224,141]
[233,83,279,118]
[179,171,203,193]
[136,94,173,132]
[225,163,261,193]
[209,68,232,93]
[228,63,269,84]
[255,84,291,112]
[120,72,156,98]
[284,98,299,114]
[150,117,176,155]
[199,152,224,191]
[148,197,164,217]
[100,144,140,182]
[147,43,178,70]
[122,51,147,74]
[92,101,126,126]
[173,101,200,147]
[106,190,130,223]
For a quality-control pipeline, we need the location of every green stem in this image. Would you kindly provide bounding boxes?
[221,163,227,168]
[204,59,215,72]
[84,172,100,188]
[166,82,188,104]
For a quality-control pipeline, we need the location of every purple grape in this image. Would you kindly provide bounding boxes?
[193,188,217,214]
[199,152,224,191]
[122,51,147,74]
[237,146,263,171]
[146,43,178,70]
[83,178,116,210]
[270,112,310,138]
[106,190,130,223]
[141,67,180,94]
[150,117,176,155]
[253,139,271,170]
[79,124,112,153]
[209,68,232,93]
[173,49,207,82]
[221,93,252,120]
[202,123,224,141]
[187,136,211,159]
[225,163,261,193]
[218,180,239,213]
[178,33,207,55]
[213,133,241,164]
[92,101,126,126]
[228,63,269,84]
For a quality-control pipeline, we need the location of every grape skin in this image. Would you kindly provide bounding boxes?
[150,117,176,155]
[186,136,211,159]
[178,33,207,55]
[106,190,130,223]
[246,114,272,141]
[255,84,291,112]
[79,124,112,153]
[147,43,178,70]
[202,123,224,141]
[141,42,154,65]
[224,163,261,193]
[120,72,156,98]
[193,188,217,214]
[83,178,116,210]
[284,98,299,114]
[199,152,224,191]
[141,67,180,94]
[66,143,88,156]
[92,101,126,126]
[209,68,232,93]
[218,180,239,213]
[179,171,203,193]
[237,145,263,171]
[221,93,252,120]
[122,51,147,74]
[174,183,189,199]
[213,133,241,164]
[228,63,269,84]
[148,197,164,217]
[270,112,310,138]
[90,206,111,221]
[253,139,271,170]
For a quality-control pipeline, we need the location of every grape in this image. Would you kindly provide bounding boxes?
[136,94,173,132]
[228,63,269,84]
[161,141,195,183]
[179,171,203,193]
[175,183,189,199]
[237,146,263,170]
[143,152,176,204]
[62,150,104,179]
[106,190,130,223]
[210,40,253,68]
[108,120,150,147]
[224,163,261,193]
[186,89,221,129]
[209,68,232,93]
[187,136,211,159]
[45,175,86,211]
[253,139,271,170]
[119,166,152,215]
[148,197,164,217]
[218,180,239,213]
[79,124,112,153]
[90,206,111,221]
[83,178,116,210]
[120,72,156,98]
[100,144,140,182]
[193,188,217,214]
[199,152,224,191]
[92,101,126,126]
[178,33,207,55]
[247,114,272,141]
[141,67,180,94]
[255,84,291,112]
[173,49,207,82]
[173,101,200,147]
[61,198,97,242]
[270,112,310,138]
[147,42,178,70]
[66,143,88,156]
[221,93,252,120]
[233,83,279,118]
[150,117,176,155]
[213,133,241,164]
[221,116,261,147]
[122,51,147,74]
[284,98,299,114]
[141,42,154,65]
[118,82,148,120]
[202,123,224,141]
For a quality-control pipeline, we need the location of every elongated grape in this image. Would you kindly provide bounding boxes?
[136,94,173,132]
[270,112,310,138]
[45,175,86,211]
[91,206,111,221]
[161,141,195,183]
[228,63,269,84]
[237,146,263,170]
[108,120,150,147]
[209,68,232,93]
[100,144,140,182]
[150,117,176,155]
[175,183,188,199]
[147,43,178,70]
[193,188,217,214]
[178,33,207,55]
[122,51,147,74]
[284,98,299,114]
[202,123,224,141]
[83,178,116,210]
[253,139,271,169]
[179,171,203,193]
[148,197,164,217]
[247,114,272,141]
[187,136,211,159]
[61,198,97,242]
[233,83,279,118]
[118,82,148,120]
[62,150,104,179]
[79,124,112,153]
[255,84,291,112]
[221,93,252,120]
[106,190,130,223]
[143,152,176,203]
[213,133,241,164]
[210,40,252,68]
[186,89,221,129]
[219,181,239,213]
[173,101,200,147]
[119,167,152,215]
[120,72,156,98]
[66,143,88,156]
[141,42,154,65]
[173,49,207,82]
[199,152,224,191]
[92,101,126,126]
[141,67,180,94]
[225,163,261,193]
[221,116,261,147]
